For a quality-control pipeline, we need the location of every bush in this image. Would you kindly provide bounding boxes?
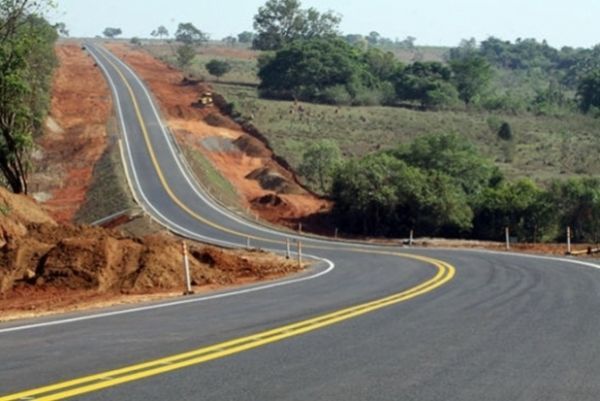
[498,122,513,141]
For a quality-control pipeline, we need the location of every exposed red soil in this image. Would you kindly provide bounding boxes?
[30,42,112,223]
[415,238,596,257]
[106,44,331,232]
[0,187,303,321]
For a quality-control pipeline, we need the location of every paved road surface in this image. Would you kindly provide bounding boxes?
[1,44,600,401]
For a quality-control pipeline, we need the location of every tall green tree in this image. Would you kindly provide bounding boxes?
[449,53,493,104]
[0,0,57,193]
[237,31,255,44]
[102,27,122,38]
[258,37,375,103]
[252,0,340,50]
[298,139,341,193]
[151,25,169,39]
[577,69,600,113]
[175,22,208,45]
[393,133,502,199]
[176,44,195,68]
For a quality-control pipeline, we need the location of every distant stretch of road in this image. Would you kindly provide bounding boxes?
[2,44,600,401]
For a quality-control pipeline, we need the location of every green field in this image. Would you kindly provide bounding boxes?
[144,42,600,185]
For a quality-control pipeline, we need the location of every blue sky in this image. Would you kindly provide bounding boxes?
[50,0,600,48]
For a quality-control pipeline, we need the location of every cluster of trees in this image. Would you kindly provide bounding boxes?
[0,0,58,194]
[301,134,600,243]
[451,37,600,115]
[257,37,492,108]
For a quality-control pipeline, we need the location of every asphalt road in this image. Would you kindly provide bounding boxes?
[2,44,600,401]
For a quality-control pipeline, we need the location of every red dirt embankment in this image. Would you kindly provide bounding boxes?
[0,188,303,321]
[30,42,112,223]
[107,44,330,231]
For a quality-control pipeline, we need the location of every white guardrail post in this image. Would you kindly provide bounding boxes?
[182,241,194,295]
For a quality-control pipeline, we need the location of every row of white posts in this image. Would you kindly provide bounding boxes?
[180,237,304,296]
[181,226,576,295]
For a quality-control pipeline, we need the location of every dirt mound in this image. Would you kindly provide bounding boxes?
[252,194,285,207]
[0,188,302,318]
[106,44,332,232]
[233,134,271,158]
[246,168,303,195]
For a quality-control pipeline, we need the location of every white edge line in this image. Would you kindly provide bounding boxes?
[0,45,336,335]
[0,258,335,334]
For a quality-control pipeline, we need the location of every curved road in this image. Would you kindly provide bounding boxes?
[2,44,600,400]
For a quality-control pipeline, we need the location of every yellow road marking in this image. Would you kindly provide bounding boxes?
[0,254,454,401]
[94,46,279,244]
[0,46,458,401]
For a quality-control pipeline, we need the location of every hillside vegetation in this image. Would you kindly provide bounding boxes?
[138,0,600,242]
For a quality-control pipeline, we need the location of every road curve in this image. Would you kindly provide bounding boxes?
[2,44,600,401]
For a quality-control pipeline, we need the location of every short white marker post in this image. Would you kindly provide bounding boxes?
[298,223,302,234]
[297,240,303,268]
[409,230,414,246]
[182,241,193,295]
[334,227,339,239]
[286,238,291,259]
[567,226,572,255]
[246,237,251,250]
[505,227,510,251]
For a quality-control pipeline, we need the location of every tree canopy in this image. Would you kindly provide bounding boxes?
[0,0,58,193]
[102,27,122,38]
[258,37,378,104]
[205,59,231,80]
[151,25,169,39]
[252,0,340,50]
[175,22,208,45]
[577,69,600,113]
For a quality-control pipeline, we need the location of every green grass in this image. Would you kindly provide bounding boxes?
[75,134,136,224]
[181,146,243,211]
[144,42,600,186]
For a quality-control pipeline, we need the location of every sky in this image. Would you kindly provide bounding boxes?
[49,0,600,48]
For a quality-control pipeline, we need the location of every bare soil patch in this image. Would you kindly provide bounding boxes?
[106,43,330,232]
[30,43,112,223]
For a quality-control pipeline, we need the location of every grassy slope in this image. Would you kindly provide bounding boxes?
[144,43,600,185]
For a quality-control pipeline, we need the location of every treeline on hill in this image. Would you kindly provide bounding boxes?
[325,134,600,243]
[0,0,59,194]
[251,1,600,116]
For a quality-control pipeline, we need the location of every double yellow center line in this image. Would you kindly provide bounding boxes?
[0,46,457,400]
[1,253,454,401]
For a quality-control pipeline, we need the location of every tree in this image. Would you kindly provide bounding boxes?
[252,0,340,50]
[223,36,237,46]
[102,27,122,38]
[473,179,555,242]
[498,122,513,141]
[175,22,208,45]
[549,178,600,242]
[0,1,58,193]
[449,53,493,104]
[54,22,68,37]
[258,37,377,104]
[331,153,473,236]
[366,31,380,46]
[151,25,169,39]
[205,59,231,81]
[298,140,341,193]
[393,61,457,108]
[393,133,502,199]
[577,69,600,113]
[363,48,399,81]
[176,44,195,68]
[237,31,255,44]
[130,37,141,46]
